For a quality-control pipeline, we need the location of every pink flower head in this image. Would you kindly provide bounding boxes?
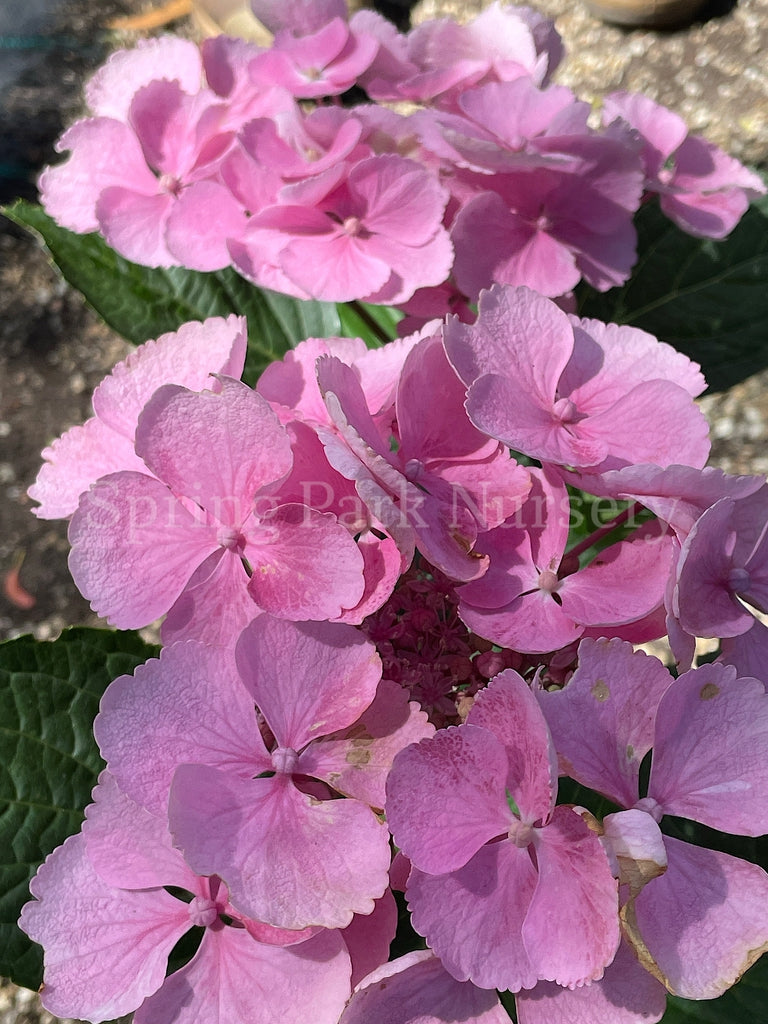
[96,617,430,929]
[415,78,584,175]
[42,60,236,266]
[316,333,530,582]
[675,484,768,640]
[248,15,378,99]
[29,315,246,519]
[443,284,709,477]
[361,2,562,107]
[448,122,645,297]
[604,91,766,238]
[68,378,365,644]
[232,154,453,303]
[20,772,352,1024]
[457,467,674,654]
[537,638,768,999]
[386,669,619,992]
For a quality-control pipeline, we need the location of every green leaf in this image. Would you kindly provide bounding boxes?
[577,198,768,392]
[3,199,341,385]
[0,627,158,991]
[661,955,768,1022]
[337,300,403,347]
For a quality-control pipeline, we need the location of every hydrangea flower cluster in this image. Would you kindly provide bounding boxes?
[39,0,763,311]
[22,273,768,1020]
[19,1,768,1022]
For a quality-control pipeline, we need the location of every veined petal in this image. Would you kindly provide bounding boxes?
[134,926,351,1024]
[524,807,619,988]
[469,670,557,826]
[236,615,381,751]
[407,841,539,991]
[68,472,219,628]
[386,724,512,875]
[169,767,391,929]
[627,837,768,999]
[96,640,267,817]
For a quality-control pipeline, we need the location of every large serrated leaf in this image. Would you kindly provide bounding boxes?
[0,627,158,991]
[577,198,768,393]
[661,955,768,1022]
[3,199,342,384]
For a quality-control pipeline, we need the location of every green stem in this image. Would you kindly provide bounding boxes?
[347,300,391,345]
[566,501,644,562]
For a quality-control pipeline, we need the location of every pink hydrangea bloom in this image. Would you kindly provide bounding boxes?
[248,16,379,99]
[447,130,644,297]
[360,2,562,107]
[42,77,236,266]
[675,484,768,639]
[537,638,768,999]
[457,467,673,653]
[316,333,531,581]
[604,91,766,238]
[68,378,365,643]
[95,617,430,929]
[29,315,246,519]
[232,154,454,303]
[20,773,353,1024]
[443,284,709,477]
[386,669,619,991]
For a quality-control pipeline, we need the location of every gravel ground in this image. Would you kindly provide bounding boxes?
[1,0,766,1019]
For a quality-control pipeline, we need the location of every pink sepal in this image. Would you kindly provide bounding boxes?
[339,950,510,1024]
[169,767,391,929]
[649,663,768,835]
[96,640,268,817]
[19,833,188,1022]
[301,678,434,809]
[235,615,381,751]
[134,925,352,1024]
[629,836,768,999]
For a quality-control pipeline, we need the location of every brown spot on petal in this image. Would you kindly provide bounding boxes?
[700,682,720,701]
[575,807,604,837]
[617,856,667,900]
[591,679,610,702]
[620,900,670,991]
[346,747,372,767]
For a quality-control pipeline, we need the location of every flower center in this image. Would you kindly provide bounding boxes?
[343,215,362,237]
[188,895,219,928]
[552,397,578,423]
[538,569,560,594]
[633,796,663,822]
[158,173,182,197]
[217,526,245,552]
[508,820,534,848]
[271,746,299,774]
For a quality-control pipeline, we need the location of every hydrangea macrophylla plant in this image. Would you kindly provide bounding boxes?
[10,1,768,1022]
